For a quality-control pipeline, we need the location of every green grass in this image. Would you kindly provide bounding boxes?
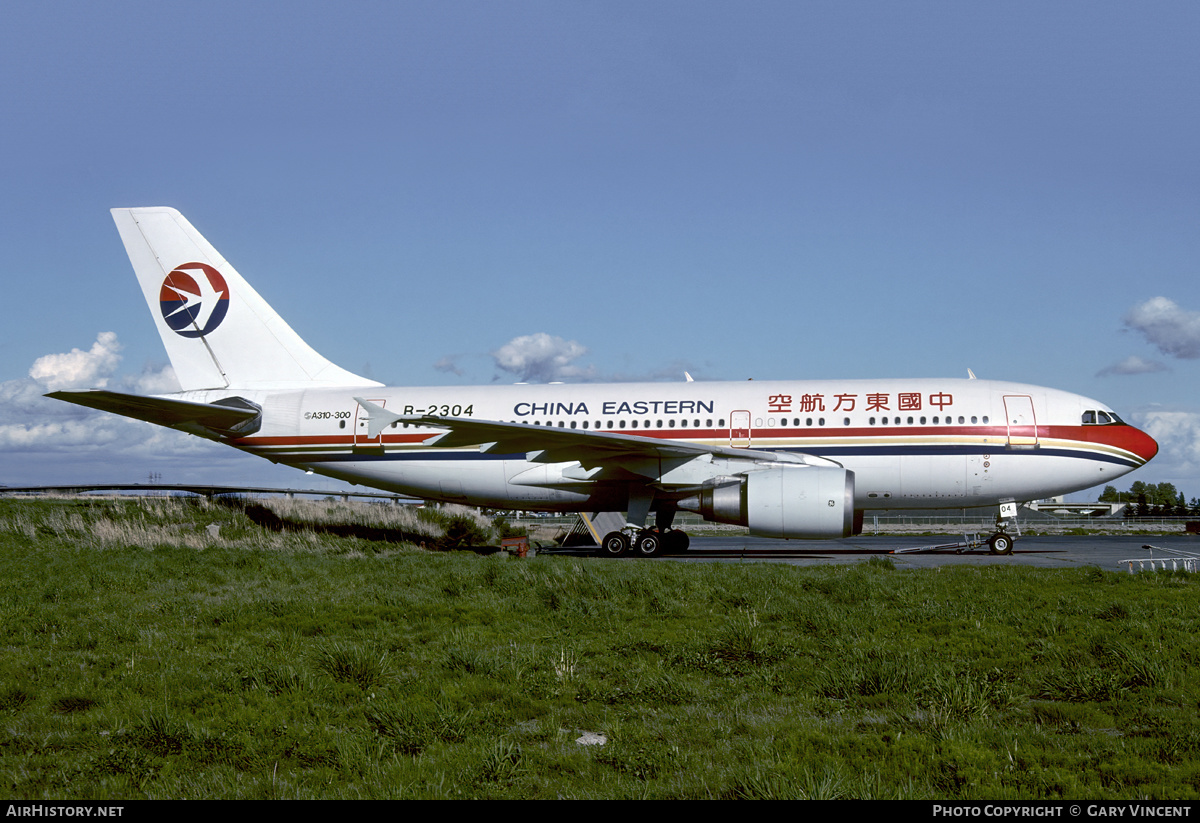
[1,496,1198,799]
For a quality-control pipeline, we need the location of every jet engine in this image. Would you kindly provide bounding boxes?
[678,466,859,539]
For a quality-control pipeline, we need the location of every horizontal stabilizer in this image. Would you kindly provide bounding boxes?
[47,390,262,438]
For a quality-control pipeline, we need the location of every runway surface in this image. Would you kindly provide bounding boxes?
[549,533,1199,572]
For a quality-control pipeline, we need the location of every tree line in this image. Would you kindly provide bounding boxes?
[1099,481,1199,518]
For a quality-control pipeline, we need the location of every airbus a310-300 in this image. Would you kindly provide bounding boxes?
[49,208,1158,556]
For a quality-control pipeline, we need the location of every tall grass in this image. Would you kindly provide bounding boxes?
[0,497,1198,799]
[0,495,504,554]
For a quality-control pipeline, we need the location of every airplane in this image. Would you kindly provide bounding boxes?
[49,207,1159,557]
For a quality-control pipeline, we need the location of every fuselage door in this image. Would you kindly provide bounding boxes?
[1003,395,1039,449]
[730,410,751,448]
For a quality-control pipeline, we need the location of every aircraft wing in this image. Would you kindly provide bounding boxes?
[47,390,261,437]
[354,398,841,470]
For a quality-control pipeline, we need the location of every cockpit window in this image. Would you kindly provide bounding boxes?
[1083,410,1124,425]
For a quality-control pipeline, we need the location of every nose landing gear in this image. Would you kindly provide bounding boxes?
[987,532,1014,555]
[987,502,1020,555]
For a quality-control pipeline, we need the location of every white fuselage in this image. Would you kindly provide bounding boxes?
[175,376,1157,513]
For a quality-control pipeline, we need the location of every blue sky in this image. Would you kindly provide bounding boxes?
[1,1,1197,498]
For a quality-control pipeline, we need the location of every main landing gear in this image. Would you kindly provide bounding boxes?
[596,490,690,558]
[599,527,690,558]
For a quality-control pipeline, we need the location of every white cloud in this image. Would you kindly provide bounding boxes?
[433,355,465,377]
[28,331,123,390]
[0,333,187,462]
[1133,409,1200,488]
[1097,355,1168,377]
[491,333,596,383]
[126,362,181,395]
[460,334,704,384]
[1124,297,1200,360]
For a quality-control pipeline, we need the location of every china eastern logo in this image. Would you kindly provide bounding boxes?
[159,263,230,338]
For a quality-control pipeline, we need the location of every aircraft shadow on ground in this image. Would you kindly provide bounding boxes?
[217,498,438,549]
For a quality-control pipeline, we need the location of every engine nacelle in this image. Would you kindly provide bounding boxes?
[680,467,858,539]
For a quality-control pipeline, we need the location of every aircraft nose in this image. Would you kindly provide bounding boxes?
[1130,425,1159,464]
[1088,422,1158,466]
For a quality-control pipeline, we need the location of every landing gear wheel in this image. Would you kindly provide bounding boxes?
[662,529,690,554]
[599,531,630,557]
[988,533,1014,555]
[634,530,664,558]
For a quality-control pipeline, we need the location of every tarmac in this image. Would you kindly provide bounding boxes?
[670,533,1199,571]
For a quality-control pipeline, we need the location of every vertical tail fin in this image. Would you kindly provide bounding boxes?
[112,207,381,391]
